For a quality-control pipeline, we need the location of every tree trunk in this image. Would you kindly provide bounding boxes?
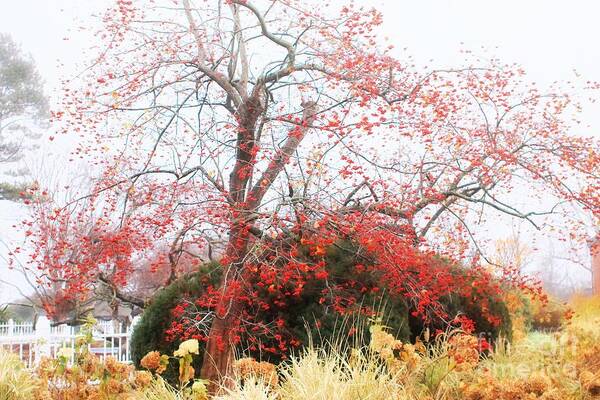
[200,299,242,392]
[200,222,250,392]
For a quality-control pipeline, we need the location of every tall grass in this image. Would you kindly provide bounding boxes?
[278,348,408,400]
[0,350,39,400]
[214,378,277,400]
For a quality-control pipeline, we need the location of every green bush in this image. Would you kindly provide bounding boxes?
[441,290,511,340]
[131,244,510,384]
[130,245,411,383]
[244,240,412,356]
[130,262,222,383]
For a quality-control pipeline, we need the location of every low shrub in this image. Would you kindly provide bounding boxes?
[131,245,413,384]
[502,290,533,341]
[132,244,511,387]
[530,298,568,332]
[131,262,222,384]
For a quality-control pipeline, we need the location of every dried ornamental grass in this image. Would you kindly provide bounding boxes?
[0,350,39,400]
[214,377,278,400]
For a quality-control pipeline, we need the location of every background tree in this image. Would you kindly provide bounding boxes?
[39,0,600,387]
[0,33,48,201]
[491,228,533,272]
[11,168,214,325]
[0,305,10,323]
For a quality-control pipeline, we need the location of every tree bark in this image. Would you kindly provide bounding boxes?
[199,298,243,391]
[200,221,250,392]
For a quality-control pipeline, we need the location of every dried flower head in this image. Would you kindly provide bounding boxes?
[56,347,74,359]
[448,333,480,371]
[234,357,278,387]
[140,351,168,374]
[174,339,200,357]
[133,370,153,388]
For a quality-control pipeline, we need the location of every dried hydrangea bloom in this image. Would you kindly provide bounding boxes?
[369,324,403,355]
[133,370,153,388]
[447,333,480,371]
[234,357,278,387]
[174,339,200,357]
[56,347,74,359]
[140,351,164,373]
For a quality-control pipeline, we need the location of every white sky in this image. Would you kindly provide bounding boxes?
[1,0,599,302]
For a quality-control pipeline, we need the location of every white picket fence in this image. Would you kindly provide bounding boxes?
[0,317,138,367]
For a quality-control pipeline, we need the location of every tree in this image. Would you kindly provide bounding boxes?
[0,33,48,164]
[12,172,210,325]
[491,228,533,272]
[0,33,49,202]
[13,187,152,323]
[42,0,600,387]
